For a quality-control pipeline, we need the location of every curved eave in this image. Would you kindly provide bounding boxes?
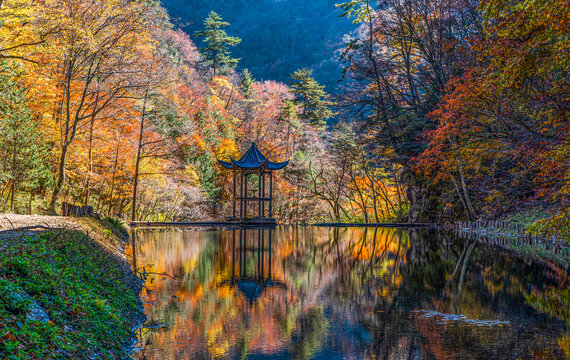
[267,161,289,170]
[218,160,234,169]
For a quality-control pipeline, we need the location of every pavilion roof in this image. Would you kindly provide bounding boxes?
[218,142,289,170]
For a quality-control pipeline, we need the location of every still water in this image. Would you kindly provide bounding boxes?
[127,227,569,359]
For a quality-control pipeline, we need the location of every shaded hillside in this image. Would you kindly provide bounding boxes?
[162,0,355,91]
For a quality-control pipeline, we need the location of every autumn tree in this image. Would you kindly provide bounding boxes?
[0,0,58,63]
[331,122,407,223]
[194,11,242,76]
[337,0,482,221]
[129,43,184,221]
[44,0,164,213]
[418,0,570,230]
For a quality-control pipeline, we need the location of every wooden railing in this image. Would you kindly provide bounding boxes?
[453,221,569,259]
[454,221,525,233]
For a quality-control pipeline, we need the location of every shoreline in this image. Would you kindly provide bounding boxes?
[0,215,145,359]
[448,224,570,270]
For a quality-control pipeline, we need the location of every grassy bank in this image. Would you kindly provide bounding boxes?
[0,220,143,359]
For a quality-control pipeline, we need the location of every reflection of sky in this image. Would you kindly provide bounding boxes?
[127,227,569,360]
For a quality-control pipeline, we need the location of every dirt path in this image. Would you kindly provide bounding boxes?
[0,214,130,264]
[0,213,83,232]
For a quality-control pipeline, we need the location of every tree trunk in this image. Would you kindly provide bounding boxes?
[28,192,33,215]
[107,135,122,215]
[83,93,99,207]
[452,175,470,218]
[350,169,368,223]
[367,173,381,223]
[49,144,69,213]
[10,147,16,212]
[458,163,476,218]
[83,117,94,207]
[131,91,148,222]
[406,184,428,223]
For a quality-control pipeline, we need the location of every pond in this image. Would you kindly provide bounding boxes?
[127,226,569,359]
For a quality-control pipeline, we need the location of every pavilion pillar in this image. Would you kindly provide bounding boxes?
[258,171,262,218]
[232,170,236,219]
[244,173,248,218]
[240,170,244,219]
[261,172,266,218]
[269,171,273,218]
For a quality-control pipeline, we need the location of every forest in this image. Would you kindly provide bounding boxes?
[0,0,568,239]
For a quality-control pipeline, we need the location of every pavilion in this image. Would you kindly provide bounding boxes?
[218,142,288,224]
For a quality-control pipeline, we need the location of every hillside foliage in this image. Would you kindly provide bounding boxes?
[0,0,567,238]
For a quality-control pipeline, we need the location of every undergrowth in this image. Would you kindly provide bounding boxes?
[0,230,143,359]
[99,217,130,241]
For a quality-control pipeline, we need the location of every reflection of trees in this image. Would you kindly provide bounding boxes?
[290,307,329,360]
[525,261,569,325]
[523,261,570,358]
[399,230,567,359]
[130,227,569,359]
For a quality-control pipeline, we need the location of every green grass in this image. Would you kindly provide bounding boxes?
[99,217,130,241]
[501,206,551,227]
[0,230,143,359]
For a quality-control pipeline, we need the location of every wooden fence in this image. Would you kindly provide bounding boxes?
[453,221,570,259]
[454,221,525,233]
[62,202,95,217]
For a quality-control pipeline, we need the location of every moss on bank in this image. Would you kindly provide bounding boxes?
[0,228,143,359]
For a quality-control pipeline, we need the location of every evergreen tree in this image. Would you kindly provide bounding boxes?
[0,61,51,212]
[241,68,255,98]
[277,99,298,123]
[290,68,334,129]
[194,11,242,75]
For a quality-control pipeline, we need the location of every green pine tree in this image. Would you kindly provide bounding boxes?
[0,61,52,213]
[241,69,255,98]
[290,68,334,129]
[277,99,298,124]
[195,11,242,76]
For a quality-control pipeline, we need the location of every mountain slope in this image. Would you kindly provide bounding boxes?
[162,0,355,91]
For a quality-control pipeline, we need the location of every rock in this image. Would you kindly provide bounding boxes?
[0,279,51,323]
[26,299,51,323]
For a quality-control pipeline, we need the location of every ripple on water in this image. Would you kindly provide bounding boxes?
[413,310,510,326]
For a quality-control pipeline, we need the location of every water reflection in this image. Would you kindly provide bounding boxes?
[127,227,569,359]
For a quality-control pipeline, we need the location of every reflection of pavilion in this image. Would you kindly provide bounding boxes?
[227,228,286,304]
[218,143,289,226]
